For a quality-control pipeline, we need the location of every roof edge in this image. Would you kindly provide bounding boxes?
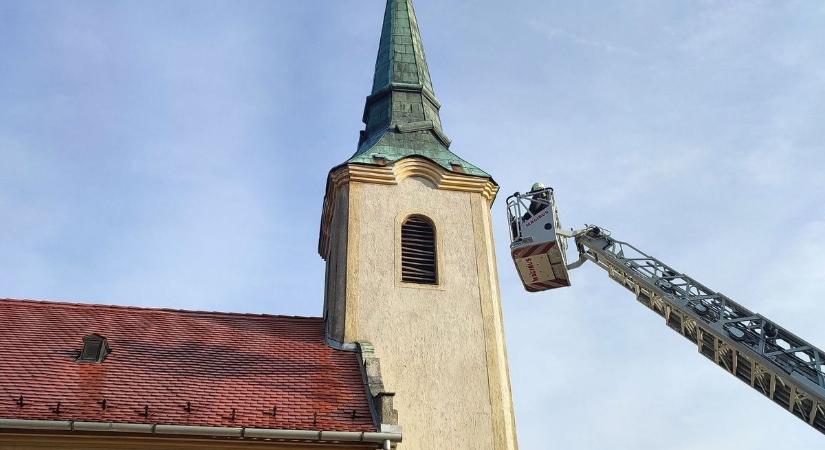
[0,419,401,444]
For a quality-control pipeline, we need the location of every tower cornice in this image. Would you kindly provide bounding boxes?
[318,157,498,260]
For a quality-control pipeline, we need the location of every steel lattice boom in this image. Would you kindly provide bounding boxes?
[576,227,825,434]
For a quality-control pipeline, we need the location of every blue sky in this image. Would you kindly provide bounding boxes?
[1,1,824,448]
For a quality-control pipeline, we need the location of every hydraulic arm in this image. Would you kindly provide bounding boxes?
[575,227,825,434]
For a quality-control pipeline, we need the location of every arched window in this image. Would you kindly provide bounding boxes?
[401,215,437,284]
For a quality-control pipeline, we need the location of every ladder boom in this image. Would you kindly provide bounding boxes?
[575,227,825,434]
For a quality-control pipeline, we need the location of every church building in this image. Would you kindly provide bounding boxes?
[0,1,519,449]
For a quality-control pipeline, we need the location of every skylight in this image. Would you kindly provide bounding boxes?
[77,334,110,363]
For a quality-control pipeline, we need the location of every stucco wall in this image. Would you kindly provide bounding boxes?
[327,174,518,449]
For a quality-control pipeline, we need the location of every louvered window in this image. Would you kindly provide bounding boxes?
[401,215,437,284]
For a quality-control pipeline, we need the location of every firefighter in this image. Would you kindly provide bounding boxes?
[526,182,549,217]
[510,183,551,240]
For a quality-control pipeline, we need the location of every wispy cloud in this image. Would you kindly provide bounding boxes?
[528,20,641,57]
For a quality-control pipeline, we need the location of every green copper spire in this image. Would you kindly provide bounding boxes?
[347,0,491,178]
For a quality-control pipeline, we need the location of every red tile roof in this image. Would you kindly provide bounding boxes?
[0,299,375,433]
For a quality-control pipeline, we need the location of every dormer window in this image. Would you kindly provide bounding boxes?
[78,334,110,363]
[372,154,388,166]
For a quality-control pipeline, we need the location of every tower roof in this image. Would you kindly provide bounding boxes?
[348,0,491,178]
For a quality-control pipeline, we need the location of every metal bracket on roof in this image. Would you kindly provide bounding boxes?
[394,121,452,147]
[395,121,435,134]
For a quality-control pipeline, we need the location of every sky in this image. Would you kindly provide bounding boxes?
[1,0,824,448]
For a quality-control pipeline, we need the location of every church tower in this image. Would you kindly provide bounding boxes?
[319,1,518,448]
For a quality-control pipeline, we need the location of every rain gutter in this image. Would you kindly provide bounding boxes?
[0,419,401,447]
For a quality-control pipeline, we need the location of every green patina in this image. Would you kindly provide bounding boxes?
[347,0,491,179]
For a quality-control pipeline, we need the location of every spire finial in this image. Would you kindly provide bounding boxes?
[371,0,435,97]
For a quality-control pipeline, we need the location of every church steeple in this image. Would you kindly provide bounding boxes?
[318,2,518,447]
[348,0,491,178]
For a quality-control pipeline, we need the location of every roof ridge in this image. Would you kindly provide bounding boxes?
[0,297,322,321]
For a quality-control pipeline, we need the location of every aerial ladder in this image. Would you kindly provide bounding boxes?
[506,187,825,435]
